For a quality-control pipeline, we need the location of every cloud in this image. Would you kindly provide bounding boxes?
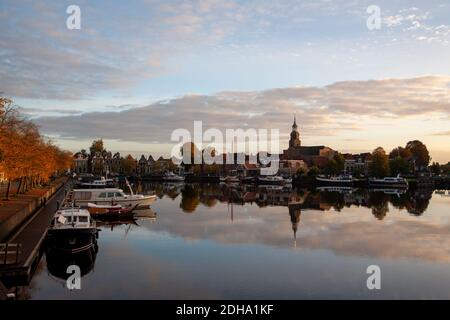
[0,0,247,100]
[431,130,450,136]
[383,7,450,45]
[35,76,450,144]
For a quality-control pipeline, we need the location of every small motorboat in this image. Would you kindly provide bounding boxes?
[87,203,135,219]
[47,207,98,254]
[369,175,408,188]
[162,172,185,182]
[75,177,116,189]
[316,175,354,187]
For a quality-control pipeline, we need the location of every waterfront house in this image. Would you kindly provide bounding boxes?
[73,152,88,174]
[343,153,372,176]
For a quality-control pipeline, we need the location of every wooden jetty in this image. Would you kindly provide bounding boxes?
[0,181,70,286]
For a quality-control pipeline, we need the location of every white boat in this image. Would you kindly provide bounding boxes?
[316,175,354,187]
[369,175,408,188]
[76,177,115,188]
[162,172,185,182]
[73,188,157,207]
[47,208,98,253]
[257,175,286,185]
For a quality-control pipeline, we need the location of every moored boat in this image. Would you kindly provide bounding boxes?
[75,178,116,189]
[316,175,354,187]
[87,203,135,219]
[162,172,185,182]
[73,188,157,207]
[369,175,408,188]
[46,208,98,254]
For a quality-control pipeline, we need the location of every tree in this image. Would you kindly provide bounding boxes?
[369,147,390,178]
[324,153,345,175]
[324,159,338,175]
[89,139,105,156]
[296,167,307,177]
[441,162,450,175]
[307,166,320,177]
[390,156,410,176]
[333,153,345,173]
[429,162,441,175]
[405,140,430,169]
[121,155,136,175]
[1,96,72,199]
[389,146,412,159]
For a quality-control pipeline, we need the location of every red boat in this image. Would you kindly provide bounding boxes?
[87,203,136,220]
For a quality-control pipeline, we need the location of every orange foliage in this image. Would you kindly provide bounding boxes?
[0,97,72,191]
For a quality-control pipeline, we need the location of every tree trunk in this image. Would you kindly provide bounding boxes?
[16,177,23,195]
[5,180,11,200]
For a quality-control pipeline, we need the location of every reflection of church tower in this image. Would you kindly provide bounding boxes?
[289,115,301,148]
[288,203,302,248]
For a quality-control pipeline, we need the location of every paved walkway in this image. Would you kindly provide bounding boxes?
[0,178,66,239]
[9,182,69,265]
[0,180,70,283]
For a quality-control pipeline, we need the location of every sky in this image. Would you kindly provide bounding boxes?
[1,0,449,162]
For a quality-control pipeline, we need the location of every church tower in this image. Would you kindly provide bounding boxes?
[289,115,301,148]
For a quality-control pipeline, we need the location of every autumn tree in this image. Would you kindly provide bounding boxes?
[324,153,345,175]
[369,147,390,178]
[390,156,410,176]
[389,146,412,159]
[89,139,105,156]
[405,140,430,169]
[0,96,72,199]
[121,155,136,175]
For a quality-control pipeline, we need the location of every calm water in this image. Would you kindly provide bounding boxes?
[18,184,450,299]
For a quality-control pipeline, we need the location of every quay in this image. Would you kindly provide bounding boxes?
[0,178,70,288]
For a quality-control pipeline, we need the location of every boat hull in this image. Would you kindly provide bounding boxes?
[46,228,98,254]
[316,178,354,187]
[257,178,285,185]
[75,195,157,208]
[45,245,98,280]
[369,181,408,188]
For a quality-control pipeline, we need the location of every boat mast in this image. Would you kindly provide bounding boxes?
[125,178,134,196]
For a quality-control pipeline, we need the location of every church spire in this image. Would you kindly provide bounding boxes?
[289,115,301,148]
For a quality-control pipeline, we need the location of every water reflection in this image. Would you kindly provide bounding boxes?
[137,183,449,264]
[141,182,434,218]
[15,183,450,299]
[45,245,98,281]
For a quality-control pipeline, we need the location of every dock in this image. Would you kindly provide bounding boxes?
[0,181,70,286]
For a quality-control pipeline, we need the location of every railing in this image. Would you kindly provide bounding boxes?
[0,243,22,265]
